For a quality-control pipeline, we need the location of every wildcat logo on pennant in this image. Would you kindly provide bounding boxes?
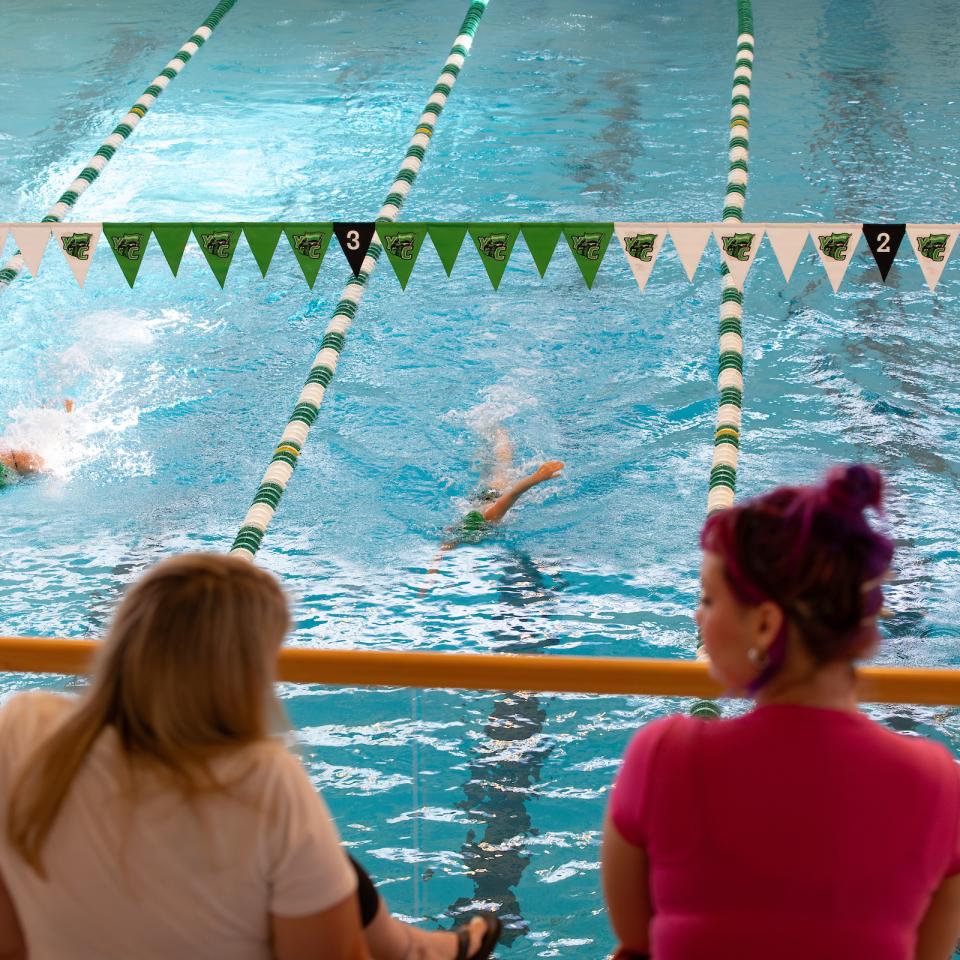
[292,232,326,259]
[916,233,948,262]
[61,232,92,260]
[570,233,603,261]
[817,232,851,262]
[811,224,862,292]
[624,233,657,262]
[111,233,143,260]
[383,232,416,260]
[721,232,754,261]
[906,224,959,291]
[713,225,763,286]
[200,231,234,258]
[478,233,508,261]
[615,224,666,291]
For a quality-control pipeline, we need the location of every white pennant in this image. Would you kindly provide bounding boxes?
[11,223,52,277]
[713,224,764,285]
[765,224,809,282]
[614,223,666,291]
[0,224,8,254]
[52,223,102,286]
[811,224,862,292]
[668,224,711,281]
[906,224,959,292]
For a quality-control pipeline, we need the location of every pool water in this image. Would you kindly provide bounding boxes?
[2,0,960,954]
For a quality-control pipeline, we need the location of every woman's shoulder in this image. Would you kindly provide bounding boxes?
[0,690,71,732]
[0,691,72,762]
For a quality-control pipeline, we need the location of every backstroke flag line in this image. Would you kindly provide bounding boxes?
[0,220,956,291]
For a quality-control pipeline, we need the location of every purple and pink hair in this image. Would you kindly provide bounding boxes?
[700,464,894,691]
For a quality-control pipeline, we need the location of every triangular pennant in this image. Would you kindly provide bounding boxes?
[713,225,763,286]
[282,223,333,288]
[0,224,8,255]
[375,221,428,289]
[192,223,242,288]
[906,224,959,292]
[11,224,52,277]
[152,223,192,277]
[52,223,102,287]
[243,223,283,279]
[427,222,467,276]
[103,223,152,288]
[668,224,711,281]
[562,223,614,288]
[811,224,862,292]
[765,225,809,282]
[614,223,666,291]
[520,223,563,277]
[469,223,521,290]
[862,224,905,283]
[333,222,376,276]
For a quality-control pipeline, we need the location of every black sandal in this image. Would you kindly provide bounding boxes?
[454,912,502,960]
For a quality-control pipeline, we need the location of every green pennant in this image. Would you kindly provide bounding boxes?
[152,223,192,277]
[375,222,428,289]
[192,223,242,288]
[521,222,563,277]
[469,223,521,290]
[243,223,283,278]
[283,223,333,288]
[103,223,152,288]
[426,222,468,277]
[563,222,614,288]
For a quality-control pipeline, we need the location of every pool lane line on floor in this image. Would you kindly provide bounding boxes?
[0,0,238,296]
[231,0,491,559]
[692,0,754,716]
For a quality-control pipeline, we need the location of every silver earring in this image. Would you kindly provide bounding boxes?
[747,646,769,668]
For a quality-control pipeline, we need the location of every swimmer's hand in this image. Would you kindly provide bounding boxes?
[532,460,564,484]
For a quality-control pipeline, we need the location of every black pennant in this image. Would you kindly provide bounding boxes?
[333,222,377,276]
[863,223,906,282]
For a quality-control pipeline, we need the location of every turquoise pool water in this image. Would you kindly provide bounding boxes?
[2,0,960,953]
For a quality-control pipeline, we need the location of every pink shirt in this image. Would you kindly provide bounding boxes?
[610,704,960,960]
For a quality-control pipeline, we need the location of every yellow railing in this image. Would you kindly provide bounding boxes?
[2,636,960,705]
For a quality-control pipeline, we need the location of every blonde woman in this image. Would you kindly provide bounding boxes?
[0,554,500,960]
[0,554,366,959]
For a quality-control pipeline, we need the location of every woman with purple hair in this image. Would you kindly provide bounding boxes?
[602,465,960,960]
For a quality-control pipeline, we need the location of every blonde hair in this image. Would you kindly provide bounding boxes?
[7,553,291,874]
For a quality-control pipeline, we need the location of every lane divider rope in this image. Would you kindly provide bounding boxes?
[692,0,754,710]
[706,0,754,515]
[231,0,491,559]
[0,0,238,296]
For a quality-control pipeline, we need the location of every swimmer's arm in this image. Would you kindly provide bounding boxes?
[481,461,564,525]
[419,541,457,597]
[11,451,44,475]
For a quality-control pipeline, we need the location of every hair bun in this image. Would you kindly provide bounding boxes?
[823,464,884,513]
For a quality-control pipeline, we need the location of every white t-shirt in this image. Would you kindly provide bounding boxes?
[0,692,357,960]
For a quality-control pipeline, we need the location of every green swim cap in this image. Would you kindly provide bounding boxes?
[0,461,15,487]
[458,509,490,543]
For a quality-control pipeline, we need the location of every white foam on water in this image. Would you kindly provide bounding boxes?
[0,308,191,479]
[445,381,538,440]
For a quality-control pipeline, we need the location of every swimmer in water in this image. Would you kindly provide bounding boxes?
[422,426,563,589]
[0,399,73,486]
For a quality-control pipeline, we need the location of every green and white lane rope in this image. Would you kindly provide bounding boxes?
[706,0,754,515]
[0,0,237,295]
[231,0,490,559]
[692,0,754,707]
